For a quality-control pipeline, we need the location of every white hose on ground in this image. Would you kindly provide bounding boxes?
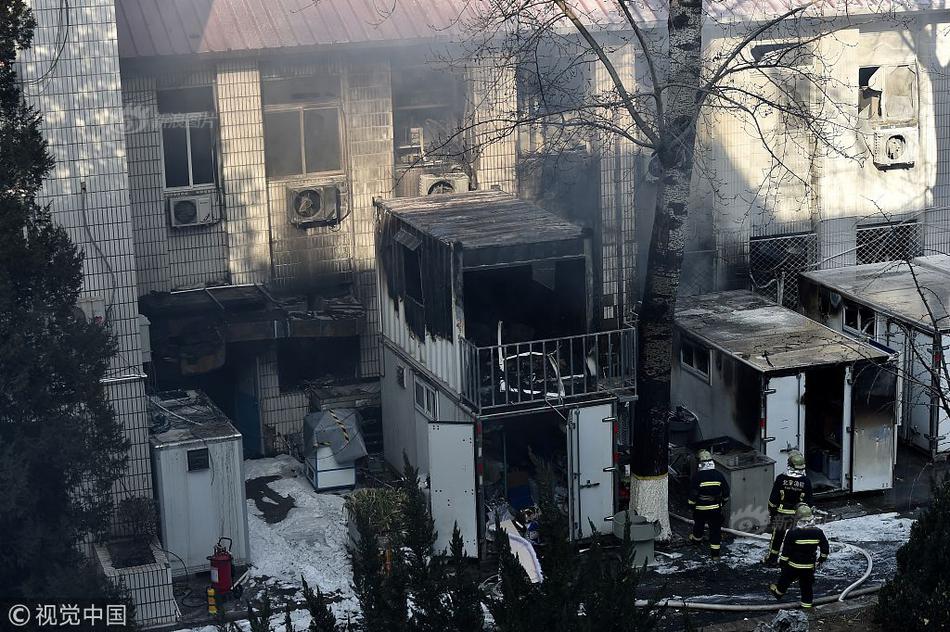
[664,513,877,611]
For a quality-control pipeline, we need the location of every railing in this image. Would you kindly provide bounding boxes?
[460,327,636,413]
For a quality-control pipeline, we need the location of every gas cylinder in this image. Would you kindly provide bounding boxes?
[208,537,234,594]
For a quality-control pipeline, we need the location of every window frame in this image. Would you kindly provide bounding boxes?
[857,63,919,125]
[842,299,877,338]
[414,376,438,420]
[159,113,218,192]
[187,447,210,472]
[680,336,711,381]
[263,102,345,179]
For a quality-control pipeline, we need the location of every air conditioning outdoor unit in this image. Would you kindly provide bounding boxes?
[419,171,470,196]
[872,127,918,168]
[169,193,218,228]
[287,181,347,227]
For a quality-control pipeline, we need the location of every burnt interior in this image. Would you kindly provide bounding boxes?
[481,411,569,524]
[462,258,587,347]
[803,365,845,491]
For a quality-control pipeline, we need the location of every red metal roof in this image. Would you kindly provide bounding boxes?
[114,0,943,60]
[114,0,637,59]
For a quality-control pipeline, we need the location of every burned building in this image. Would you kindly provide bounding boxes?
[376,190,636,555]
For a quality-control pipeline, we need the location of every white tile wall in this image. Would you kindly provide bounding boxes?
[469,62,518,193]
[257,346,309,450]
[19,0,151,502]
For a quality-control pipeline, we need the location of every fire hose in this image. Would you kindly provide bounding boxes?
[652,513,878,612]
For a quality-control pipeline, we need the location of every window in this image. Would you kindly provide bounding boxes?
[187,448,210,471]
[858,65,917,123]
[403,245,424,304]
[680,337,710,378]
[158,86,217,189]
[396,365,406,388]
[263,75,343,178]
[843,300,876,337]
[414,377,437,419]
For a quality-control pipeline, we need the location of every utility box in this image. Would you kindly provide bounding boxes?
[711,451,775,532]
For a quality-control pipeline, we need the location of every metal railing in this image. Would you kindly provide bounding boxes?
[460,327,636,413]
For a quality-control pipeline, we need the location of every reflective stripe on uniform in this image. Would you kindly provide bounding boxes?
[695,504,721,511]
[801,603,813,608]
[794,539,820,545]
[710,544,721,550]
[780,558,816,569]
[699,481,721,487]
[777,508,796,514]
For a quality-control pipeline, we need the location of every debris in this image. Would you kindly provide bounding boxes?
[753,609,809,632]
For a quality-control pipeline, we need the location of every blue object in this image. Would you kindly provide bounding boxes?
[508,485,533,510]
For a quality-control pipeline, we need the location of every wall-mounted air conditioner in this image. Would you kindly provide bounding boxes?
[419,172,469,196]
[169,193,218,228]
[872,127,918,168]
[287,181,347,227]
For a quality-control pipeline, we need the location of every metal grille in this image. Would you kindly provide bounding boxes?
[856,221,922,264]
[679,249,717,298]
[748,232,818,308]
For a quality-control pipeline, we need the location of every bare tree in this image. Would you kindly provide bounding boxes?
[422,0,864,533]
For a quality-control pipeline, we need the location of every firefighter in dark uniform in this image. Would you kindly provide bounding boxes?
[764,450,813,566]
[769,504,829,608]
[688,449,730,559]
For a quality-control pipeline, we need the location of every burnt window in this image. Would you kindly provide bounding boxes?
[276,337,360,392]
[748,233,818,308]
[843,300,876,337]
[403,246,424,304]
[680,337,710,379]
[858,65,917,123]
[158,86,216,189]
[187,448,210,471]
[855,221,921,265]
[391,64,464,165]
[263,75,343,178]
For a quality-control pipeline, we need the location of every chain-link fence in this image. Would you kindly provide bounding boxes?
[856,221,923,264]
[748,232,818,308]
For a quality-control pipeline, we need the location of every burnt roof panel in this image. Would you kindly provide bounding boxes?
[377,190,586,252]
[801,255,950,332]
[675,290,889,373]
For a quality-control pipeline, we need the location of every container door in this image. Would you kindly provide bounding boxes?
[850,362,897,491]
[763,374,804,465]
[428,422,477,556]
[567,403,615,539]
[937,337,950,454]
[906,331,934,452]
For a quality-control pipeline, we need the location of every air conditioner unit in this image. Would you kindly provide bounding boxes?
[872,127,918,168]
[419,172,470,196]
[287,181,347,227]
[169,193,218,228]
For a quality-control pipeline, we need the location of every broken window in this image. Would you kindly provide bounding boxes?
[263,75,343,177]
[843,300,876,337]
[855,221,921,265]
[680,337,710,378]
[414,377,437,419]
[158,86,216,189]
[276,337,360,392]
[403,245,424,304]
[858,65,917,123]
[391,63,464,165]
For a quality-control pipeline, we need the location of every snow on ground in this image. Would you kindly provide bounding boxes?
[651,511,914,603]
[243,456,357,617]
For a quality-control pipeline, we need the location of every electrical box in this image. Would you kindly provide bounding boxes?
[711,451,775,532]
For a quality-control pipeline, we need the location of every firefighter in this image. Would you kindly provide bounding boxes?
[768,503,829,608]
[764,450,813,566]
[688,449,730,559]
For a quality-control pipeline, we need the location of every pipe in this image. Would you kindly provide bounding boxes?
[668,512,876,609]
[633,584,882,612]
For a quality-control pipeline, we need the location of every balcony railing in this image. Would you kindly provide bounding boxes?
[460,327,637,413]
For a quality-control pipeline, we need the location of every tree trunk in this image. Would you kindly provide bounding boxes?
[630,0,703,537]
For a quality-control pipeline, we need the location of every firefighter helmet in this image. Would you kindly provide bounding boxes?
[697,449,713,462]
[795,504,814,521]
[788,451,806,469]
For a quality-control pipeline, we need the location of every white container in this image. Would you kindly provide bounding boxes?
[307,447,357,491]
[150,392,250,576]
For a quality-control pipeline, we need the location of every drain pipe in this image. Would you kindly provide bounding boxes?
[663,513,877,611]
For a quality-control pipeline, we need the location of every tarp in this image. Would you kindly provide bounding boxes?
[303,408,367,464]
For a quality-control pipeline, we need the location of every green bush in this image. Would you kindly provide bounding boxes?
[877,476,950,631]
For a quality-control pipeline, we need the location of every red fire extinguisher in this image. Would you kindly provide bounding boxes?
[208,537,234,595]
